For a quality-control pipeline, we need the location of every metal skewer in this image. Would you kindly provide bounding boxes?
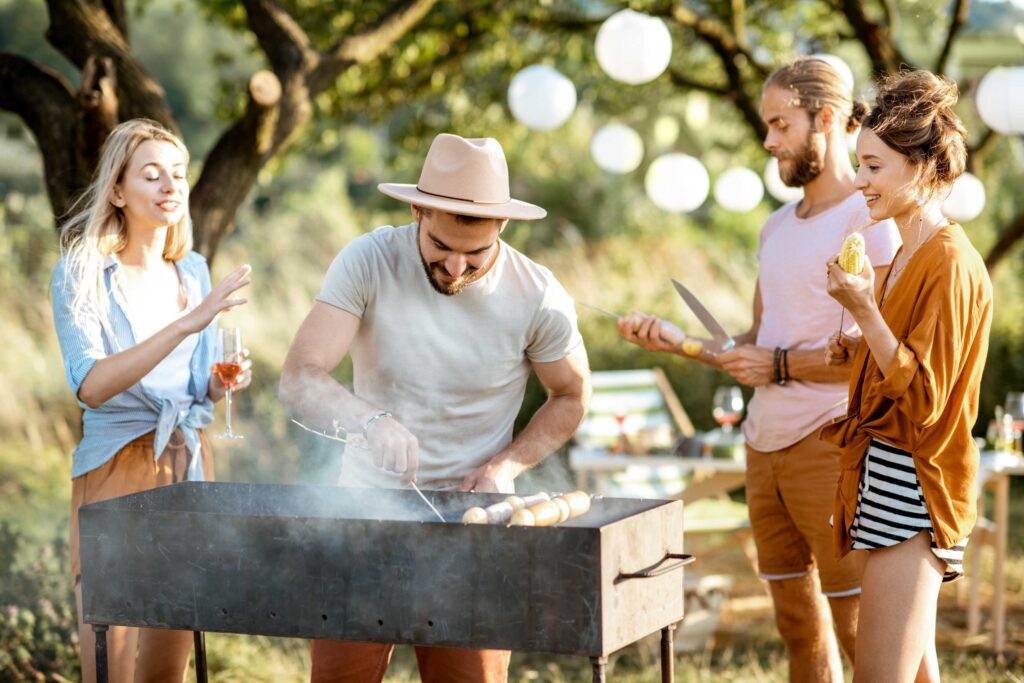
[580,302,624,320]
[409,480,446,522]
[291,418,445,522]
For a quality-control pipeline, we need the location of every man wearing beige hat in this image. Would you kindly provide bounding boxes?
[280,133,591,682]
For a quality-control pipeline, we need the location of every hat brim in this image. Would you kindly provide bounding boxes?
[377,183,547,221]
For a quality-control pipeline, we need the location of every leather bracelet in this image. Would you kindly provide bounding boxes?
[781,348,790,384]
[772,347,782,384]
[362,411,393,440]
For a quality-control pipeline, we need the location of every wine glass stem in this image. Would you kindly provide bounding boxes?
[225,388,234,436]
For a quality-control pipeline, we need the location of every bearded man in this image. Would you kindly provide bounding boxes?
[280,133,590,683]
[618,58,900,683]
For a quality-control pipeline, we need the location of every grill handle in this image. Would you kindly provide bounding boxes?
[615,552,694,583]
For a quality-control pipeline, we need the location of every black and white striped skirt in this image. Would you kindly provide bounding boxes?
[851,439,966,582]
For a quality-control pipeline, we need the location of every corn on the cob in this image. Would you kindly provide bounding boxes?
[839,232,865,275]
[681,338,704,356]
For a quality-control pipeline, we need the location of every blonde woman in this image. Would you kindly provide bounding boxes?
[824,71,992,682]
[52,119,251,683]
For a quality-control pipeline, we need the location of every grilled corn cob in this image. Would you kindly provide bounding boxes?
[839,232,866,275]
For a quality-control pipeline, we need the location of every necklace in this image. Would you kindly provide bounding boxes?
[880,215,947,306]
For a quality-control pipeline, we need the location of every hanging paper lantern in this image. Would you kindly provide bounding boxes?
[976,67,1024,135]
[591,124,645,174]
[644,153,710,213]
[763,158,804,203]
[714,168,765,213]
[810,53,855,95]
[942,172,986,222]
[595,9,673,85]
[846,128,860,154]
[507,65,577,131]
[685,93,710,130]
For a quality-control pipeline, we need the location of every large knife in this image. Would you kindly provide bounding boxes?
[671,279,736,351]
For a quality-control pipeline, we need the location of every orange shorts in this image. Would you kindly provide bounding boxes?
[745,429,865,596]
[310,640,510,683]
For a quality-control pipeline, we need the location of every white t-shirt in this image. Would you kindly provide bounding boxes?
[317,223,584,491]
[743,192,901,452]
[124,299,198,408]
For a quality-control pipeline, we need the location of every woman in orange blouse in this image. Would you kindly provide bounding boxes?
[823,71,992,682]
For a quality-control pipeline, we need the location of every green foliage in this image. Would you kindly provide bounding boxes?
[0,523,79,682]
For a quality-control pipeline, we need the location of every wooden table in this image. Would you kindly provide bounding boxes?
[570,450,745,496]
[965,450,1024,652]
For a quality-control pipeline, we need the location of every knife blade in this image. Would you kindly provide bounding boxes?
[671,279,736,351]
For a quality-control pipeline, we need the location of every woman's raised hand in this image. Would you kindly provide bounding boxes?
[183,264,251,334]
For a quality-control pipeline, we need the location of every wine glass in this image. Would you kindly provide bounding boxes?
[712,386,745,435]
[1004,392,1024,453]
[212,327,244,439]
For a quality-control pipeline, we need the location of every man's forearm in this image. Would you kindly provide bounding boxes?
[279,364,378,435]
[489,393,587,477]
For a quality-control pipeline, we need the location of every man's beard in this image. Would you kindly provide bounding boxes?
[420,256,476,296]
[778,133,825,188]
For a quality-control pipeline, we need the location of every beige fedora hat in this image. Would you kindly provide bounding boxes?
[378,134,546,220]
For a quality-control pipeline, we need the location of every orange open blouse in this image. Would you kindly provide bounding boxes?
[821,223,993,557]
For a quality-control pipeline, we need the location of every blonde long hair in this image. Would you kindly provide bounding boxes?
[59,119,193,328]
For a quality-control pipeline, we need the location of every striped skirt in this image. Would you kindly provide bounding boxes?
[851,440,966,582]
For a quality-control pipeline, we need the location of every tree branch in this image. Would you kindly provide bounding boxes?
[837,0,911,75]
[43,0,176,129]
[101,0,128,41]
[240,0,317,79]
[668,5,767,140]
[665,4,770,78]
[311,0,440,92]
[966,127,998,173]
[76,55,119,177]
[985,211,1024,271]
[668,70,730,96]
[934,0,969,76]
[0,52,80,223]
[190,71,281,262]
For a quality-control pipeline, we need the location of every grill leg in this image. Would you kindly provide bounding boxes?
[591,655,607,683]
[93,625,109,683]
[661,624,676,683]
[194,631,209,683]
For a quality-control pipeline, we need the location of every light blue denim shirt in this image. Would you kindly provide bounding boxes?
[51,252,216,479]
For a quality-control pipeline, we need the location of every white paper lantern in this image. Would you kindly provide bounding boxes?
[846,128,860,154]
[595,9,673,85]
[685,93,710,130]
[942,172,986,222]
[810,53,855,96]
[976,67,1024,135]
[591,124,645,174]
[714,168,765,213]
[644,153,710,213]
[763,158,804,203]
[507,65,577,131]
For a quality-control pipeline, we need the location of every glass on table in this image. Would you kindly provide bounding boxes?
[1004,392,1024,452]
[712,386,744,434]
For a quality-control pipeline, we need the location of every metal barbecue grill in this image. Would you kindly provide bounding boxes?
[79,482,691,682]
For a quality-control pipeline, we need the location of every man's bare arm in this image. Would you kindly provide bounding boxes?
[279,302,420,479]
[458,346,591,492]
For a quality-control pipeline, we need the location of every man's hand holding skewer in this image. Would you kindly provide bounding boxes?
[362,414,420,483]
[617,311,687,354]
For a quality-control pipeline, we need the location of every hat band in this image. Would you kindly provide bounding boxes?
[414,184,510,205]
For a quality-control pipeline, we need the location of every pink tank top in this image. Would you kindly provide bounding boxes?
[743,192,900,452]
